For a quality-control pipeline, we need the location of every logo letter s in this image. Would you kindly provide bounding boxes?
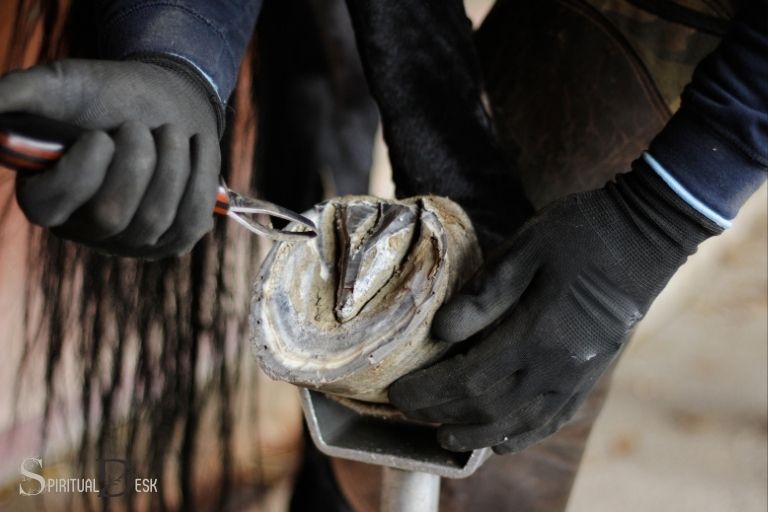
[19,458,45,496]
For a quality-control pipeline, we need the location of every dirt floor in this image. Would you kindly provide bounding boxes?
[568,185,768,512]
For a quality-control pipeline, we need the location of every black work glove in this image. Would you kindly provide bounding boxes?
[0,55,223,258]
[389,160,722,453]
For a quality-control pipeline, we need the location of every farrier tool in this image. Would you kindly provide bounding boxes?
[0,112,316,242]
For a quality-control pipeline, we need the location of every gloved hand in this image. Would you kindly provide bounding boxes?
[389,160,722,453]
[0,56,223,258]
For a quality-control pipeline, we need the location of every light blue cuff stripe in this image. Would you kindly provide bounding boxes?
[643,152,732,229]
[166,52,222,102]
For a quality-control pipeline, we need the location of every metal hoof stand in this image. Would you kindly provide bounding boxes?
[300,389,490,512]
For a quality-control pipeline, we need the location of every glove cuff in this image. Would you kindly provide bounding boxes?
[612,160,724,256]
[575,161,723,311]
[126,52,226,138]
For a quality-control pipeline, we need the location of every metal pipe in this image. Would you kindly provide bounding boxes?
[380,467,441,512]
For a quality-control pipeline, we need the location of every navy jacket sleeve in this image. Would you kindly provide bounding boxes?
[649,0,768,223]
[97,0,262,104]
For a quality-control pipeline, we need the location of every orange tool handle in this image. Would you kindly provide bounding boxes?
[0,112,232,215]
[0,113,76,170]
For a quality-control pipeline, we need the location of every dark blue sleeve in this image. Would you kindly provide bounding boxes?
[97,0,262,104]
[649,0,767,222]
